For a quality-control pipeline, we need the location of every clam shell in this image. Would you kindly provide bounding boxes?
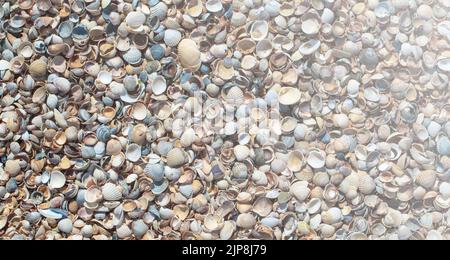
[307,150,326,169]
[126,144,142,162]
[415,170,436,189]
[125,12,146,28]
[178,39,201,72]
[236,213,256,229]
[278,87,301,106]
[299,39,321,56]
[164,29,182,47]
[48,171,66,190]
[123,47,142,65]
[220,221,236,240]
[252,197,273,217]
[437,59,450,72]
[166,148,187,168]
[151,75,167,95]
[205,0,222,12]
[29,59,47,79]
[57,219,73,234]
[102,183,122,201]
[130,102,148,121]
[290,181,310,202]
[250,21,269,41]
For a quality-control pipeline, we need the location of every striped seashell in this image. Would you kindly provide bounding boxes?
[102,183,123,201]
[164,29,182,47]
[357,173,376,195]
[123,47,142,65]
[125,11,146,28]
[415,170,436,189]
[166,148,188,168]
[225,86,244,105]
[178,39,201,72]
[290,181,310,202]
[313,172,330,187]
[150,2,168,20]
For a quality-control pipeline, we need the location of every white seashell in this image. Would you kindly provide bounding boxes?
[126,144,142,162]
[210,44,228,58]
[250,21,269,41]
[278,87,301,106]
[98,71,112,85]
[236,213,256,229]
[125,12,146,28]
[164,29,182,47]
[290,181,310,202]
[287,151,304,172]
[180,128,196,147]
[307,150,326,169]
[151,75,167,95]
[205,0,223,12]
[150,2,168,20]
[48,171,66,189]
[321,207,342,225]
[299,39,321,56]
[415,170,436,189]
[220,221,236,240]
[178,39,201,72]
[102,183,122,201]
[252,197,273,217]
[233,145,250,161]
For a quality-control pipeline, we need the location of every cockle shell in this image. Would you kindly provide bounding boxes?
[102,183,123,201]
[48,171,66,189]
[164,29,182,47]
[178,39,201,72]
[290,181,310,202]
[236,213,256,229]
[166,148,188,168]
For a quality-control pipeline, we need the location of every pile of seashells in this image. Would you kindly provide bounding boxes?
[1,0,450,240]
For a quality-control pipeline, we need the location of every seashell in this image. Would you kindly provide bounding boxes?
[48,171,66,190]
[57,219,73,234]
[287,151,304,172]
[437,59,450,72]
[299,39,321,56]
[126,144,142,162]
[151,75,167,96]
[290,181,310,202]
[252,197,273,217]
[205,0,222,12]
[233,145,250,162]
[5,159,21,176]
[204,214,224,232]
[164,29,182,47]
[307,150,326,169]
[166,148,188,168]
[437,135,450,156]
[123,47,142,65]
[29,59,47,79]
[220,221,236,240]
[255,39,273,59]
[125,12,146,29]
[150,2,168,20]
[250,21,269,41]
[236,213,256,229]
[301,13,321,35]
[178,39,201,72]
[415,170,436,189]
[278,87,301,106]
[322,207,343,225]
[130,102,148,121]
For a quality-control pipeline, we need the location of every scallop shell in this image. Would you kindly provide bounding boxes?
[48,171,66,190]
[150,2,168,20]
[102,183,123,201]
[178,39,201,72]
[164,29,182,47]
[225,86,244,106]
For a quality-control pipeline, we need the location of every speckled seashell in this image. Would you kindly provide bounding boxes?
[102,183,123,201]
[178,39,201,72]
[29,59,47,79]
